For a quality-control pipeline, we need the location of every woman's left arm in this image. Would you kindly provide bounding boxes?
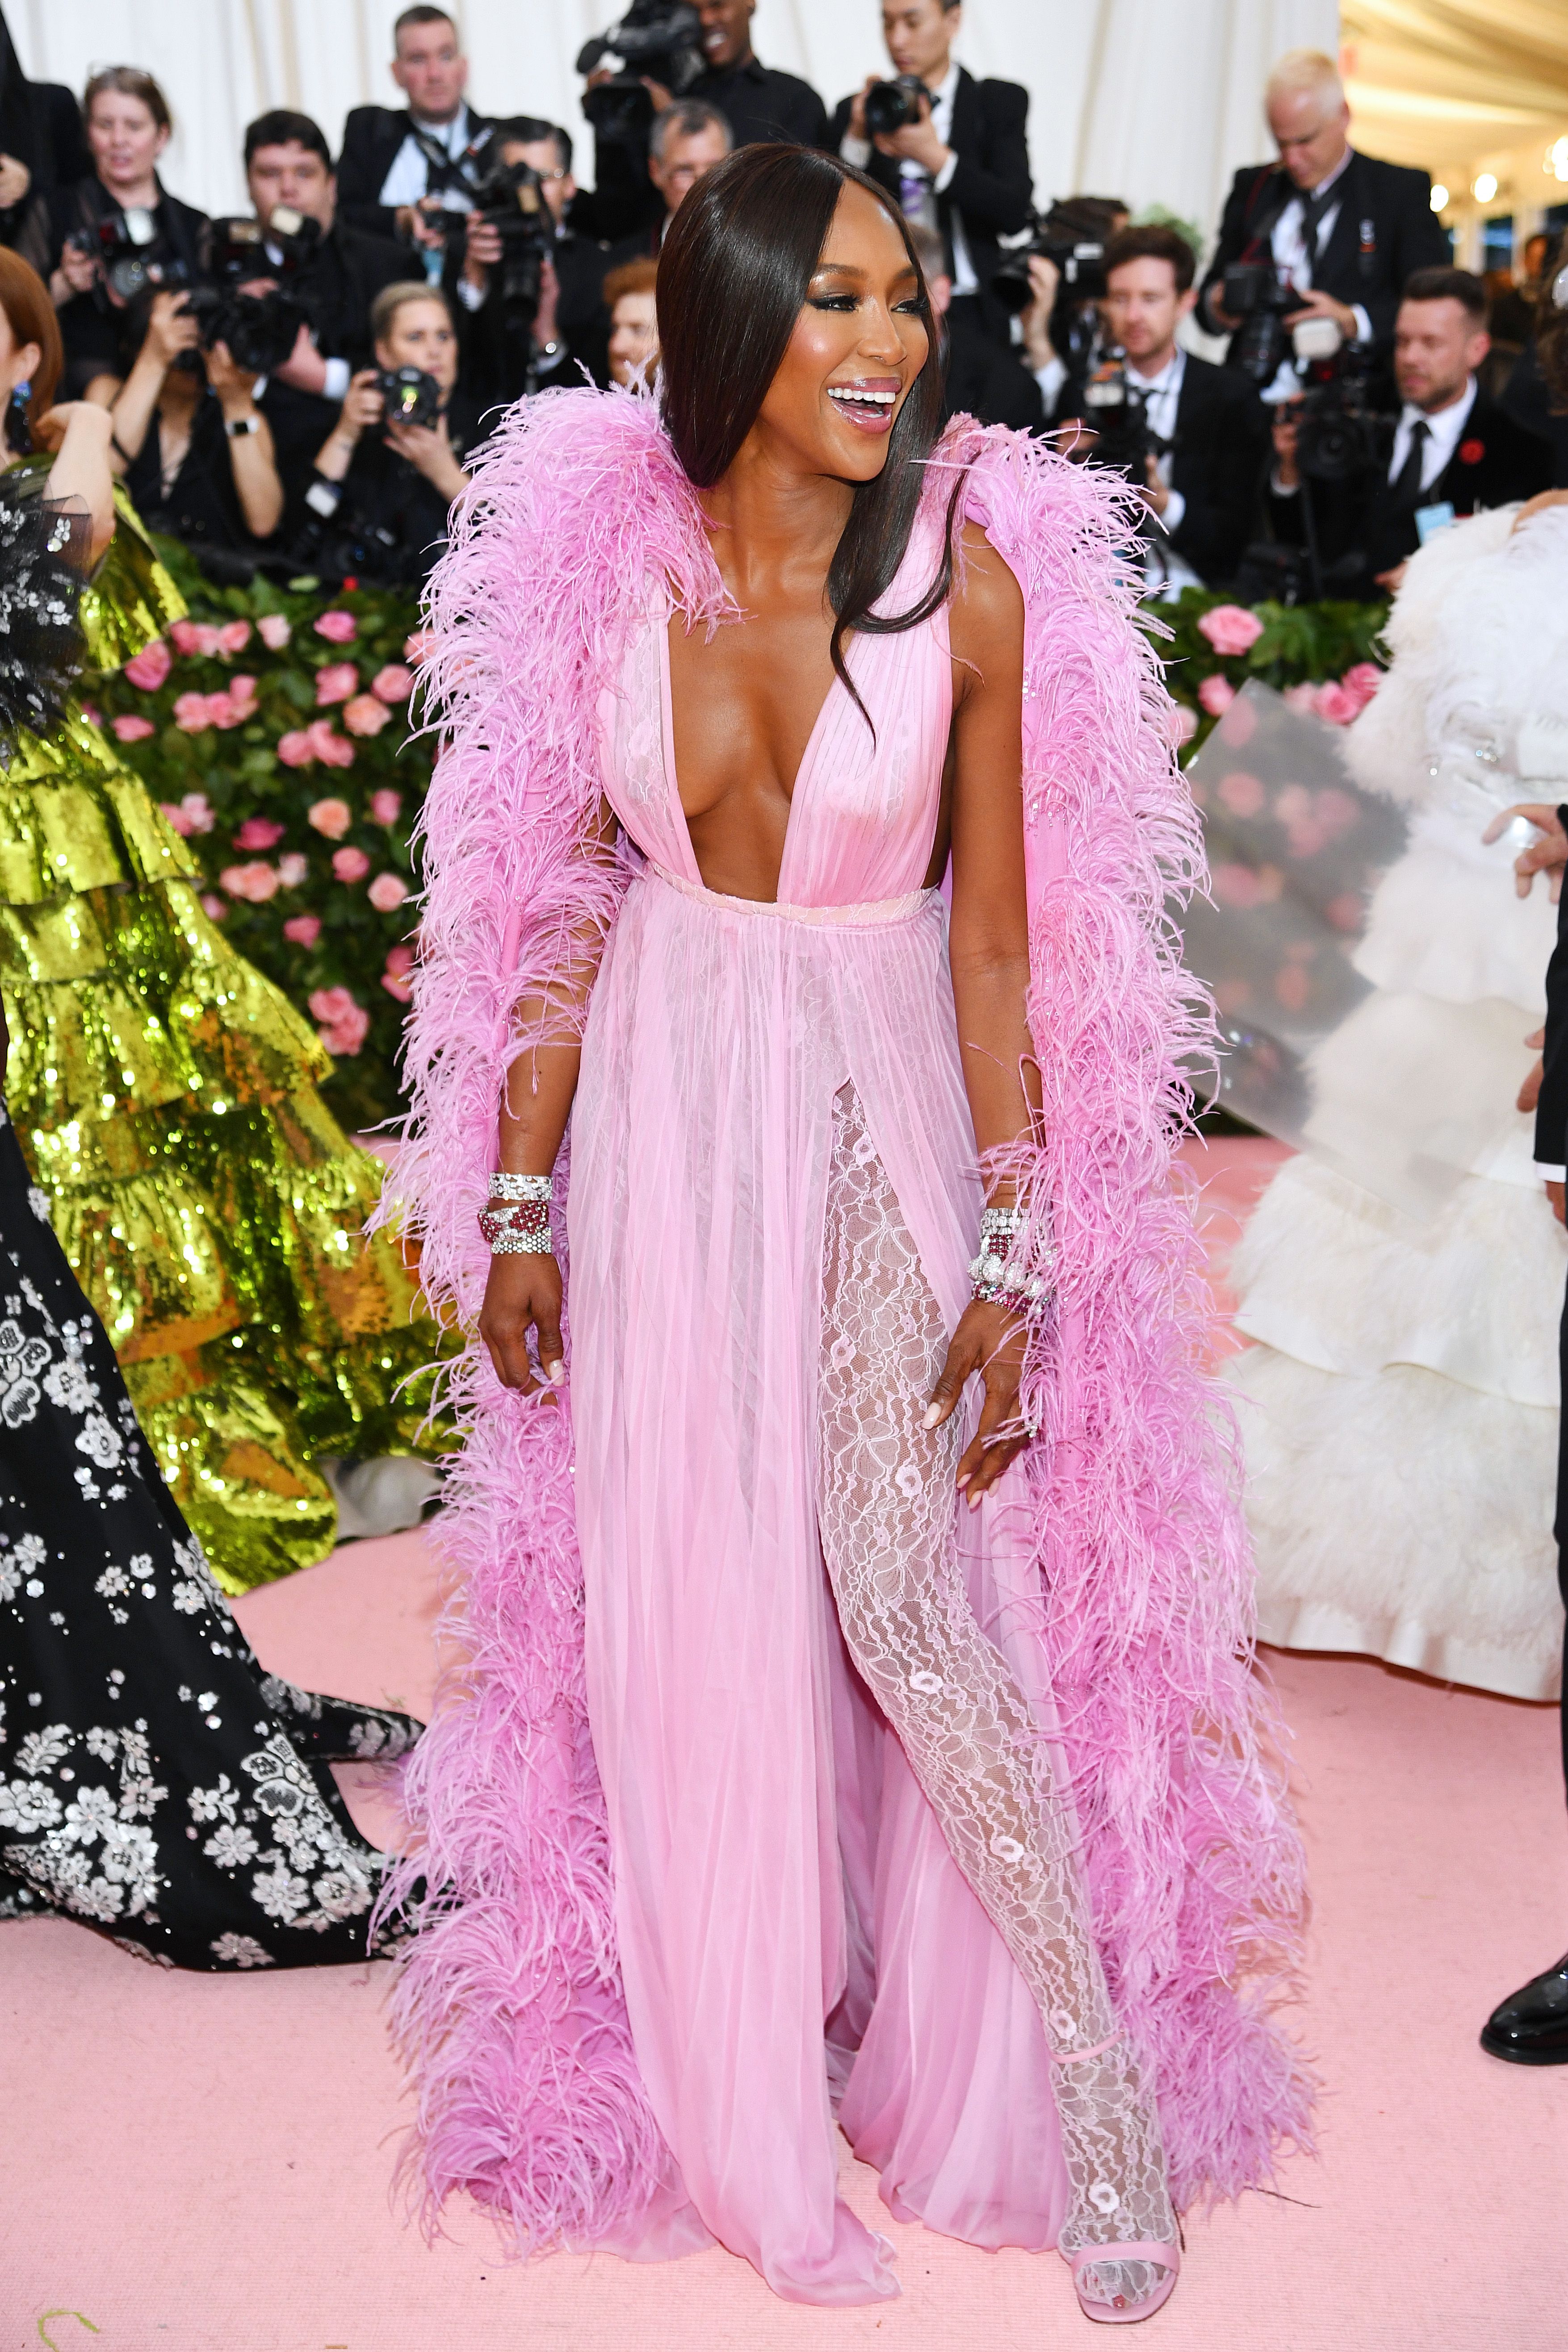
[925,519,1043,1501]
[32,400,117,562]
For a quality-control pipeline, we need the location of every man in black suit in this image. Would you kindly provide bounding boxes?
[237,113,410,534]
[453,119,612,406]
[1069,226,1269,591]
[1478,745,1568,2066]
[337,6,489,254]
[682,0,828,150]
[832,0,1031,358]
[1270,268,1555,598]
[1198,48,1449,389]
[903,222,1040,431]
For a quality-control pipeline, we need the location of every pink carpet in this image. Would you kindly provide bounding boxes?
[4,1140,1565,2349]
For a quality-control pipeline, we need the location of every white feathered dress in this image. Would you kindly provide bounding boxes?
[1228,506,1568,1701]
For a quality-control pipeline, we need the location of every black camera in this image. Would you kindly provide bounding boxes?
[864,75,927,139]
[577,0,706,145]
[1079,357,1155,483]
[375,365,442,429]
[78,206,170,304]
[467,138,555,323]
[992,208,1111,319]
[1220,260,1297,388]
[1293,342,1384,484]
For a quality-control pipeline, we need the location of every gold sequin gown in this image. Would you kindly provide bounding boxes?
[0,468,446,1593]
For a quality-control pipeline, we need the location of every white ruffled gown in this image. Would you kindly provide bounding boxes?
[1228,506,1568,1702]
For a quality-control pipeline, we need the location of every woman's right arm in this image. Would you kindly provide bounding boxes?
[107,292,193,468]
[478,799,620,1393]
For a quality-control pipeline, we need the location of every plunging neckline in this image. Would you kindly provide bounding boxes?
[658,606,848,903]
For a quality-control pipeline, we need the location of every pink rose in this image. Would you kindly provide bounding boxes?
[277,730,316,768]
[112,713,155,742]
[180,792,215,835]
[283,912,321,946]
[1212,863,1264,908]
[314,609,358,644]
[234,817,285,851]
[1197,604,1265,658]
[218,620,252,655]
[343,693,391,737]
[277,852,309,888]
[173,691,213,732]
[1281,682,1318,716]
[384,943,415,980]
[371,663,414,704]
[123,639,172,691]
[227,673,258,715]
[369,788,402,825]
[309,985,370,1057]
[159,800,193,837]
[306,719,354,769]
[201,893,227,921]
[1216,770,1266,819]
[308,797,353,840]
[403,630,434,665]
[1312,680,1361,727]
[79,701,101,728]
[333,846,371,883]
[205,692,242,731]
[219,860,281,903]
[257,613,293,651]
[315,660,359,706]
[1198,674,1236,716]
[367,871,407,911]
[1341,661,1382,710]
[169,620,204,655]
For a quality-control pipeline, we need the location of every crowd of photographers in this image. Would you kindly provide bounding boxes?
[0,4,1562,599]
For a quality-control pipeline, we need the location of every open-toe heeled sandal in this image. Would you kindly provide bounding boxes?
[1064,2238,1180,2324]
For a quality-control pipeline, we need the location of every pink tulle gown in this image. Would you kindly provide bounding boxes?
[568,508,1169,2301]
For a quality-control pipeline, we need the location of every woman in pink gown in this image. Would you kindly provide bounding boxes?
[382,147,1309,2321]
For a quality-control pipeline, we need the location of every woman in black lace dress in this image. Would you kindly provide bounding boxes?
[0,399,420,1972]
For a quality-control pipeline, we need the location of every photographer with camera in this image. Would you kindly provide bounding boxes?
[1004,194,1128,426]
[298,281,476,590]
[94,287,283,559]
[337,7,491,258]
[901,219,1040,430]
[596,99,733,290]
[833,0,1031,367]
[236,112,409,535]
[1058,226,1267,592]
[26,68,208,398]
[454,119,607,405]
[1270,268,1554,599]
[1197,49,1448,399]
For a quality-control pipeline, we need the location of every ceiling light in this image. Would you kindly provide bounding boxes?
[1430,183,1448,212]
[1548,137,1568,183]
[1472,172,1497,202]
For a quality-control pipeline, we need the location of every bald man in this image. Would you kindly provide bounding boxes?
[1198,48,1449,381]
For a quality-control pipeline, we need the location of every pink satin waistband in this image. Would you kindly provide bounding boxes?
[644,860,936,929]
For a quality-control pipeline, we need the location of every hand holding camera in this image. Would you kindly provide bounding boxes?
[52,235,101,307]
[0,152,31,210]
[862,76,950,176]
[1017,253,1061,371]
[146,288,202,370]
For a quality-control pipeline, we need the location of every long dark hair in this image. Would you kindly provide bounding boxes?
[1540,233,1568,415]
[658,143,960,717]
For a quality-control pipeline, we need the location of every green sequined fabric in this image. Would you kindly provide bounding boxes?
[0,469,451,1592]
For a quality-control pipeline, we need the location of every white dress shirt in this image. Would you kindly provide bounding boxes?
[1268,147,1371,348]
[1126,347,1203,595]
[839,62,978,296]
[378,105,478,211]
[1388,377,1477,491]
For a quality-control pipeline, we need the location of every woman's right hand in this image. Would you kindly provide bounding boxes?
[143,290,201,370]
[479,1250,566,1393]
[52,238,99,304]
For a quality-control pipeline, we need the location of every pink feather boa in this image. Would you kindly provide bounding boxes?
[376,386,1311,2248]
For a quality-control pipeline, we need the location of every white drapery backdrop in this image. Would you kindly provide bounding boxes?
[9,0,1336,260]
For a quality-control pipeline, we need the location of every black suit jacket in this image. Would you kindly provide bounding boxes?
[943,328,1043,433]
[1163,355,1269,587]
[1198,150,1450,368]
[337,105,492,240]
[830,69,1031,342]
[1539,817,1568,1169]
[1273,389,1554,594]
[257,219,412,530]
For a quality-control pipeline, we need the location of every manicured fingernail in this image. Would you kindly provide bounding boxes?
[968,1489,982,1511]
[922,1404,942,1428]
[956,1472,970,1491]
[548,1361,566,1386]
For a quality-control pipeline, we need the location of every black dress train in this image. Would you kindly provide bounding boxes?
[0,1105,420,1967]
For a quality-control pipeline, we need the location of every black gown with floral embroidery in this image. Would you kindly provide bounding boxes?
[0,1103,421,1968]
[0,484,420,1971]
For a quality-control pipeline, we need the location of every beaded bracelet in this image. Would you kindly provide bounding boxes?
[478,1201,553,1256]
[969,1203,1054,1319]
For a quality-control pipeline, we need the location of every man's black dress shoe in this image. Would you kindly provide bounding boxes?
[1480,1954,1568,2065]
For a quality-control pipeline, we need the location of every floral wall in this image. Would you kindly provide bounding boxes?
[93,542,1389,1135]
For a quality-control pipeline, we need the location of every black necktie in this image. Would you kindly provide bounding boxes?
[1298,186,1329,277]
[1389,418,1430,508]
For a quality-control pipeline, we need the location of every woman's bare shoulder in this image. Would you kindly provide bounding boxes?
[949,516,1023,672]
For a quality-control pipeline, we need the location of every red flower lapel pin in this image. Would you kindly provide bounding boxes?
[1458,438,1484,465]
